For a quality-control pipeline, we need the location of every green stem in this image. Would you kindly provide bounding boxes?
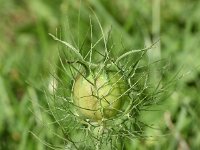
[115,40,159,64]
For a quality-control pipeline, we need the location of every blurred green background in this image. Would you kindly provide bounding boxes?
[0,0,200,149]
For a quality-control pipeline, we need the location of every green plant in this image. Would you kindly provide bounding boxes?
[45,23,166,149]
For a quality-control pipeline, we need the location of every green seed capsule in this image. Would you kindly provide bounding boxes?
[73,70,128,121]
